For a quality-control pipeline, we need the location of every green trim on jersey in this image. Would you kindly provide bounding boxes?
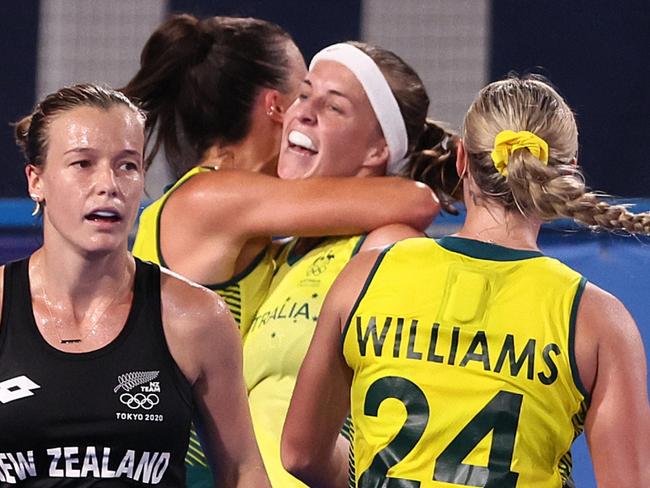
[185,428,208,467]
[340,243,395,351]
[206,246,270,289]
[341,416,356,488]
[285,237,327,266]
[568,277,590,401]
[351,234,368,256]
[195,248,270,326]
[154,170,208,270]
[437,236,544,261]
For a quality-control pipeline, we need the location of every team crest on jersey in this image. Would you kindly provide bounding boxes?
[299,251,336,287]
[307,251,335,277]
[114,371,164,422]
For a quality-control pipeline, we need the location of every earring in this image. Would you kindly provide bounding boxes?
[267,106,275,117]
[30,194,42,217]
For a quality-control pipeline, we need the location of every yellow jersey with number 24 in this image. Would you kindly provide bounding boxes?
[343,236,588,488]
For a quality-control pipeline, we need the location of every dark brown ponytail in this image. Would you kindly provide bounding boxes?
[122,14,296,178]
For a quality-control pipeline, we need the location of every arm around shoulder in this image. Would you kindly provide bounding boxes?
[191,170,439,238]
[160,271,270,487]
[577,283,650,487]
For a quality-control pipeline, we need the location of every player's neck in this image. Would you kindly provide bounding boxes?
[33,246,133,303]
[456,202,540,251]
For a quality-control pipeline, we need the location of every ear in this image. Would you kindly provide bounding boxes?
[264,89,285,124]
[360,139,390,172]
[456,139,468,179]
[25,164,44,199]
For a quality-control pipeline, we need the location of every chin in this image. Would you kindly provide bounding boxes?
[277,166,303,180]
[278,154,319,180]
[85,245,124,258]
[80,237,128,258]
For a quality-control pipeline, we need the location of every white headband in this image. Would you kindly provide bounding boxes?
[309,43,409,174]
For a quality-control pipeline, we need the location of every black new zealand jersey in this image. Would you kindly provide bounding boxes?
[0,257,193,486]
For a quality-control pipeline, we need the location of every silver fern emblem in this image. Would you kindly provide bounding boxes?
[113,371,160,393]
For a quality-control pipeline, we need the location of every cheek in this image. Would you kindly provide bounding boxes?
[44,173,85,209]
[42,191,82,230]
[119,173,145,205]
[319,129,367,176]
[322,119,354,147]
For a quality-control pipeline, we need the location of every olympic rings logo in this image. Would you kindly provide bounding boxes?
[119,392,160,410]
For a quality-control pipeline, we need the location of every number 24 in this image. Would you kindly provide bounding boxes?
[358,376,523,488]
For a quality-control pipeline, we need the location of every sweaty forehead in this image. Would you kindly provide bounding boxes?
[47,106,143,152]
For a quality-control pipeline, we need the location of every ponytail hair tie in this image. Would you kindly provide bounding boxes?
[490,130,549,176]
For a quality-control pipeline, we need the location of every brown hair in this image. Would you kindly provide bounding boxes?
[15,83,144,168]
[121,14,298,178]
[462,75,650,234]
[349,41,460,213]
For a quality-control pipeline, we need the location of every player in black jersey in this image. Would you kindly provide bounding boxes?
[0,83,270,487]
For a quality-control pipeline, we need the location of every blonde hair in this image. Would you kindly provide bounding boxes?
[462,76,650,234]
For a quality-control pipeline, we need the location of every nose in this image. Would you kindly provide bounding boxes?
[95,163,118,196]
[294,99,317,125]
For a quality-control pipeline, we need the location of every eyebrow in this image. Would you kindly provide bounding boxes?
[63,147,94,155]
[63,147,141,157]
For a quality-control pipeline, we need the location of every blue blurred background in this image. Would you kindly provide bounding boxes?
[1,1,649,486]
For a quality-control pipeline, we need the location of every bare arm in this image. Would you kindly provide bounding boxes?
[282,249,382,488]
[161,271,270,487]
[159,170,437,282]
[576,283,650,486]
[197,170,439,237]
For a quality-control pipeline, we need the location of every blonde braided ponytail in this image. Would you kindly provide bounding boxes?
[463,76,650,235]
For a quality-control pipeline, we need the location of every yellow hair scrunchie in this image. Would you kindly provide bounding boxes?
[490,130,549,176]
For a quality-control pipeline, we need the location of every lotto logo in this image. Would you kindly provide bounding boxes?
[0,375,40,404]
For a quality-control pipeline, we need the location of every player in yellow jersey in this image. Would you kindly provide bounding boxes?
[122,16,441,488]
[283,76,650,487]
[245,42,461,487]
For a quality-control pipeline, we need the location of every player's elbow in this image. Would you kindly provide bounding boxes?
[409,182,440,231]
[281,436,318,484]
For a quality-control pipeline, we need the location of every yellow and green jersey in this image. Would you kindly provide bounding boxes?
[133,166,274,338]
[133,166,274,487]
[244,235,365,487]
[343,236,588,488]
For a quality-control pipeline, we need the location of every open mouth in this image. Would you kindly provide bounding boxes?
[85,210,122,223]
[287,130,318,156]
